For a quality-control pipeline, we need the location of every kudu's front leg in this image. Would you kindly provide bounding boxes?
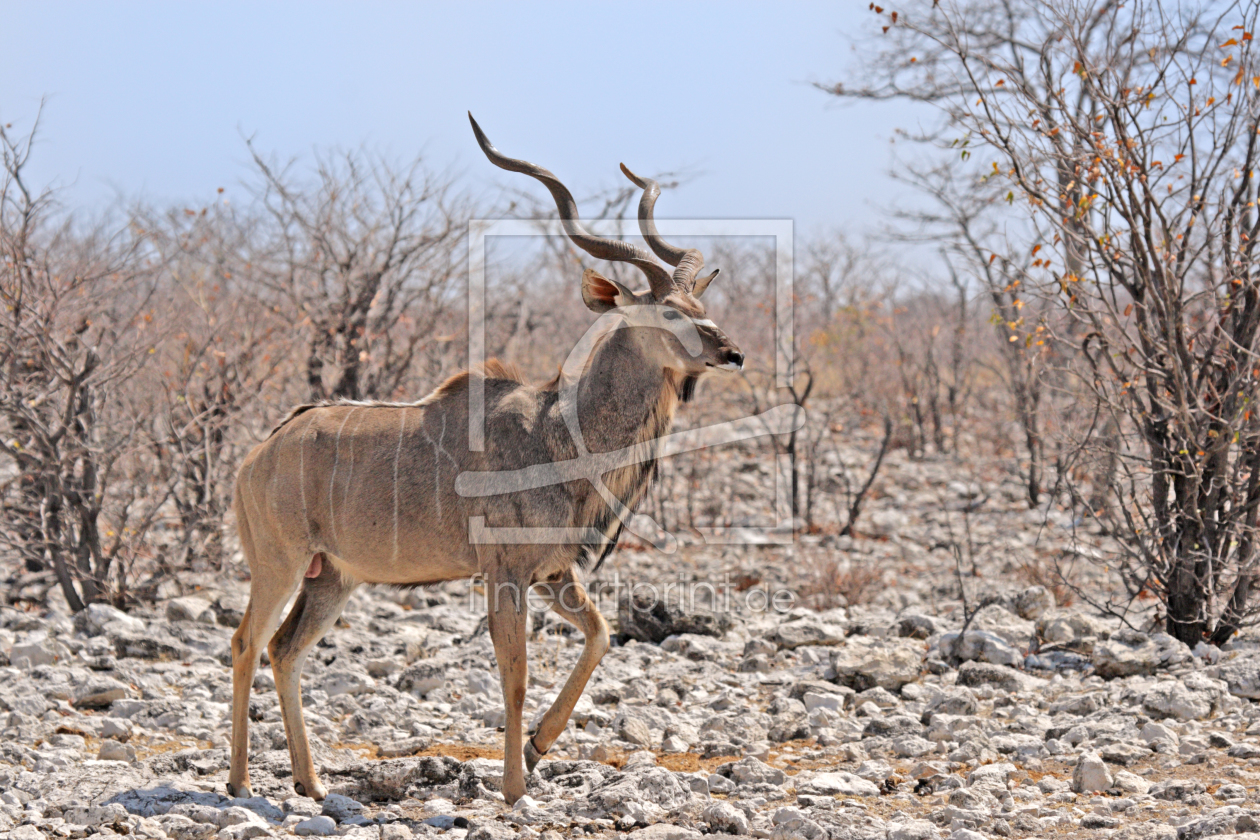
[487,570,530,805]
[526,571,609,772]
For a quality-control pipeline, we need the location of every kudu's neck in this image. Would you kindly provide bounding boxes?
[573,326,679,455]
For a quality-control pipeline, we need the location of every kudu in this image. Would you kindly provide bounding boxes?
[227,114,744,805]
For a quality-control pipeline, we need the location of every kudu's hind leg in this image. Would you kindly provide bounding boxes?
[228,544,302,799]
[268,554,356,801]
[525,571,609,772]
[486,568,530,805]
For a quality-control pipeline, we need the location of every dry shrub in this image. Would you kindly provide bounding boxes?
[1015,556,1076,608]
[798,554,884,610]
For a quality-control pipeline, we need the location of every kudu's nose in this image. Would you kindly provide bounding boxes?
[725,349,745,370]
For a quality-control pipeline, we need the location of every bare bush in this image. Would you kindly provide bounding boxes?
[0,114,173,608]
[242,145,469,402]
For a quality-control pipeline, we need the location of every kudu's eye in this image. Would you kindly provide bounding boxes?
[662,310,681,321]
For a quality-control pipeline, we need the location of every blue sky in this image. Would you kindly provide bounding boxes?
[2,2,935,239]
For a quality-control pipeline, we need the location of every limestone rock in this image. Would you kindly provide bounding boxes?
[829,636,923,691]
[1071,752,1113,793]
[955,660,1043,693]
[797,771,880,797]
[1092,629,1192,679]
[166,597,217,624]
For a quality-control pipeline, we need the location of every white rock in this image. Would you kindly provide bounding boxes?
[618,715,653,747]
[97,739,136,762]
[1143,681,1212,721]
[627,826,704,840]
[830,636,924,691]
[802,691,847,713]
[1071,752,1113,793]
[100,717,134,741]
[967,762,1016,790]
[1092,630,1192,678]
[319,670,376,697]
[1215,654,1260,699]
[702,801,750,835]
[9,633,68,667]
[73,676,131,708]
[166,596,217,624]
[937,629,1023,667]
[725,756,786,786]
[295,815,337,836]
[1140,720,1180,745]
[771,807,809,825]
[967,603,1035,646]
[891,735,934,758]
[889,820,941,840]
[867,508,909,535]
[1193,641,1221,664]
[1112,770,1151,795]
[797,771,880,797]
[321,793,363,822]
[83,602,146,635]
[946,830,988,840]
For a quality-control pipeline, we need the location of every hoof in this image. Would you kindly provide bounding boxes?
[227,782,252,799]
[294,780,328,801]
[524,736,545,775]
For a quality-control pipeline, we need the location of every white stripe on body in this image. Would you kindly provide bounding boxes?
[327,408,356,547]
[392,408,408,563]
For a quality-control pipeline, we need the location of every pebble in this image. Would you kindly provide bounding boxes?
[295,814,337,836]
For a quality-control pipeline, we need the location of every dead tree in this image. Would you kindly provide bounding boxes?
[829,0,1260,644]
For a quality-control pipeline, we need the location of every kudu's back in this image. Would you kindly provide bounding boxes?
[234,371,579,587]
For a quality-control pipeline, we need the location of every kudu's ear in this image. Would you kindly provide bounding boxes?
[581,269,635,313]
[692,268,720,298]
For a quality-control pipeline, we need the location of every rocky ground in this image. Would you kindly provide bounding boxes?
[5,446,1260,840]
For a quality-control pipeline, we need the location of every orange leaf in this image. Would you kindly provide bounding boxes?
[1124,303,1133,316]
[891,11,898,22]
[1221,38,1239,47]
[990,253,999,264]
